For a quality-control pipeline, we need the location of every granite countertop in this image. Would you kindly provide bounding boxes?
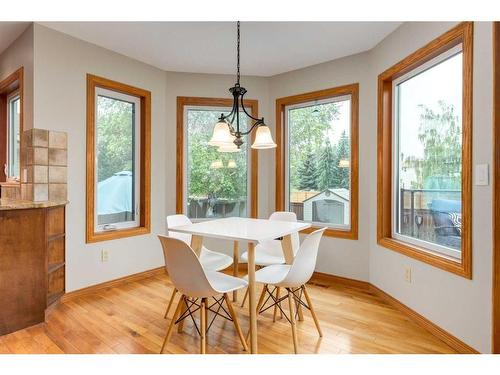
[0,198,69,210]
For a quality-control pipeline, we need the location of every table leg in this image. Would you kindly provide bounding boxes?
[247,242,258,354]
[281,234,303,320]
[191,235,203,257]
[281,234,294,264]
[233,241,239,302]
[178,235,203,333]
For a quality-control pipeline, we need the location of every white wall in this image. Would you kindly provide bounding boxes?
[368,22,493,354]
[0,25,34,130]
[33,24,167,291]
[268,52,372,281]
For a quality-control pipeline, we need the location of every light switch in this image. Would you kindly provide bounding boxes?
[475,164,489,186]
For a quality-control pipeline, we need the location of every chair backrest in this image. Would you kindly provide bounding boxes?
[158,235,215,298]
[166,214,192,245]
[264,211,300,255]
[281,227,326,287]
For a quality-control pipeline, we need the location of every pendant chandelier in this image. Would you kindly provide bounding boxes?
[209,21,277,152]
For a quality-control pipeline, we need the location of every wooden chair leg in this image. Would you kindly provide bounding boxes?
[287,289,299,354]
[273,287,281,322]
[161,295,184,353]
[224,293,249,352]
[302,285,322,337]
[164,288,178,319]
[200,298,207,354]
[297,292,304,322]
[240,288,249,307]
[177,297,188,333]
[245,285,267,342]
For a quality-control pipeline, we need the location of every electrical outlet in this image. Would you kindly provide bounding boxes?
[404,267,412,283]
[101,249,109,262]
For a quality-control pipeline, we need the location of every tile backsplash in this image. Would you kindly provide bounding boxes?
[20,129,68,202]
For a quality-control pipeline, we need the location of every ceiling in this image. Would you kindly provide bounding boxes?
[0,22,30,56]
[40,22,401,76]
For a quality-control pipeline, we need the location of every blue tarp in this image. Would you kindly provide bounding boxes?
[97,171,133,215]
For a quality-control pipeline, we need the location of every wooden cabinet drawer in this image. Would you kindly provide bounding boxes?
[47,206,65,237]
[48,237,65,265]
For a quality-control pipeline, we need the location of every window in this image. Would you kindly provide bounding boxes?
[276,84,359,239]
[177,97,258,219]
[0,67,23,183]
[7,93,20,179]
[86,75,151,243]
[377,22,472,278]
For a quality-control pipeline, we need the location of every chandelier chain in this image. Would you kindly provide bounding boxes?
[237,21,240,85]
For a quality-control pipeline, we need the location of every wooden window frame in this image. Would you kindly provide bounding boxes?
[176,96,259,218]
[86,74,151,243]
[492,21,500,354]
[275,84,359,239]
[0,67,23,183]
[377,22,473,278]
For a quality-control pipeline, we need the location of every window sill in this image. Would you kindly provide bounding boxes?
[377,236,471,279]
[86,226,150,243]
[300,225,358,240]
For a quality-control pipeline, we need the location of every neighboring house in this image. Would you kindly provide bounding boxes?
[303,188,350,225]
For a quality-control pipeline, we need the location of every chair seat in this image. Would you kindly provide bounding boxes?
[240,244,286,266]
[244,264,291,286]
[206,271,248,294]
[200,247,233,271]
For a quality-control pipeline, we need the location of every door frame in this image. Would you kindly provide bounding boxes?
[493,21,500,354]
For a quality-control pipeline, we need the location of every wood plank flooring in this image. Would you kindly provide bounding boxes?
[0,273,456,354]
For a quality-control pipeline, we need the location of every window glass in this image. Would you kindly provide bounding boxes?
[95,90,139,230]
[286,97,351,228]
[7,95,20,179]
[394,49,463,258]
[185,107,249,219]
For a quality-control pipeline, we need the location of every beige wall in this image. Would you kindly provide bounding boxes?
[368,22,493,354]
[28,21,494,352]
[268,52,372,281]
[0,24,34,130]
[33,24,168,291]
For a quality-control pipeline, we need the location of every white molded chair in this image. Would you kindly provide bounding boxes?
[164,214,234,319]
[158,235,248,354]
[249,227,326,354]
[240,211,300,307]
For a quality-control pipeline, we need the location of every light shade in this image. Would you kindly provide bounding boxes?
[338,159,350,168]
[227,159,237,168]
[210,160,224,169]
[218,143,241,153]
[208,121,234,147]
[251,125,277,149]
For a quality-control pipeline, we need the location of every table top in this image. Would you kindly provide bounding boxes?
[168,217,311,242]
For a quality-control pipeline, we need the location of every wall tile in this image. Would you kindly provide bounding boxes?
[49,183,67,201]
[48,166,67,183]
[33,147,49,165]
[48,149,67,166]
[33,183,48,202]
[32,129,49,147]
[21,183,33,201]
[49,131,67,149]
[33,165,48,184]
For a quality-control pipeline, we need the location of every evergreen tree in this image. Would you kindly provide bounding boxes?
[297,146,319,191]
[334,130,350,189]
[317,138,336,190]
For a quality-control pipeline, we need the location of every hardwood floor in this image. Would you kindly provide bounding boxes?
[0,272,456,354]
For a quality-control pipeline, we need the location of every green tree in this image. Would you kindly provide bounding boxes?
[297,146,319,190]
[334,130,350,189]
[404,101,462,189]
[96,97,134,182]
[317,138,336,190]
[288,102,340,191]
